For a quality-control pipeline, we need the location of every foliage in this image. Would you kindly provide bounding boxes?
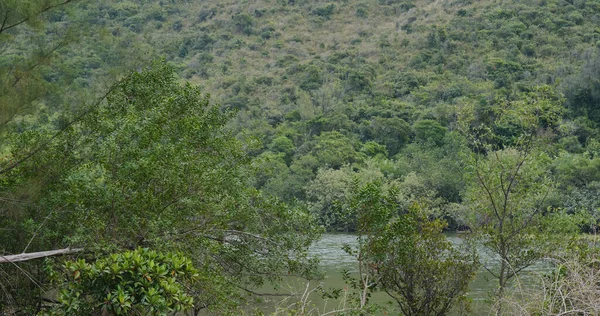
[8,0,596,235]
[43,60,247,249]
[413,119,447,146]
[311,4,335,19]
[365,117,411,157]
[462,85,579,298]
[0,0,77,132]
[1,60,321,313]
[48,248,198,315]
[306,165,385,230]
[464,146,580,299]
[496,238,600,316]
[345,182,478,315]
[371,204,478,316]
[310,131,364,169]
[3,0,600,312]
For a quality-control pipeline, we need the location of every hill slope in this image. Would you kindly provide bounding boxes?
[6,0,600,229]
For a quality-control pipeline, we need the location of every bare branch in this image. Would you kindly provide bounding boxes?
[235,285,291,297]
[475,160,501,221]
[0,247,83,264]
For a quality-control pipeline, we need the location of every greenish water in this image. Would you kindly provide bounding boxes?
[251,233,551,315]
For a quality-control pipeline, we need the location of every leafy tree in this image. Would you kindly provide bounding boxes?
[306,165,385,231]
[413,119,447,146]
[396,132,469,204]
[310,131,364,169]
[387,71,428,98]
[344,182,478,315]
[552,152,600,189]
[551,152,600,230]
[232,13,253,35]
[363,117,411,157]
[252,151,290,188]
[307,167,355,231]
[360,141,388,158]
[394,172,446,217]
[0,1,96,311]
[561,52,600,123]
[299,67,323,91]
[311,4,335,19]
[269,135,295,164]
[260,154,320,201]
[462,87,577,299]
[371,204,478,316]
[465,147,559,295]
[1,61,321,313]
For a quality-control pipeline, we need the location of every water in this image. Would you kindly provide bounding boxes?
[253,233,552,315]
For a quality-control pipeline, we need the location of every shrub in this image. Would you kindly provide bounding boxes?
[49,248,198,315]
[311,4,335,19]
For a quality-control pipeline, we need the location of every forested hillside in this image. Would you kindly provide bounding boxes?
[2,0,600,314]
[54,0,600,230]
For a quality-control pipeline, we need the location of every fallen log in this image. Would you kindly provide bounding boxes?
[0,248,83,264]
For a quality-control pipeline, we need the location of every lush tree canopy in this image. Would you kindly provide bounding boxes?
[0,60,320,314]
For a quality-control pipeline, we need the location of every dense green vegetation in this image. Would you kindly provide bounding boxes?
[2,0,600,314]
[49,248,199,315]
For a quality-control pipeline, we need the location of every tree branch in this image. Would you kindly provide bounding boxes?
[0,83,117,176]
[475,158,501,222]
[0,0,78,35]
[235,284,292,297]
[0,247,83,264]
